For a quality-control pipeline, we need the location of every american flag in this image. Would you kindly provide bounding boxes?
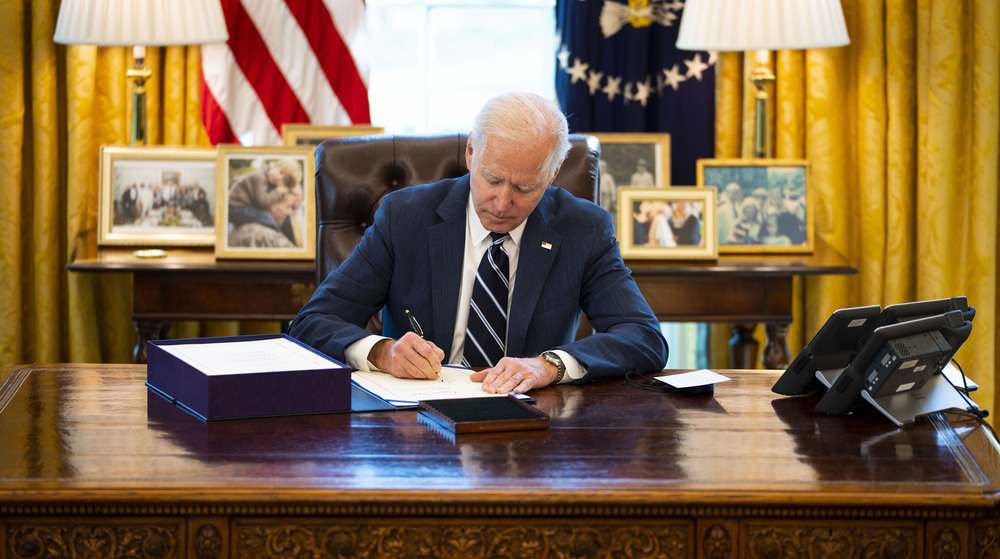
[201,0,371,146]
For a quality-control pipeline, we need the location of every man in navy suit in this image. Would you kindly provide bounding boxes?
[289,92,667,394]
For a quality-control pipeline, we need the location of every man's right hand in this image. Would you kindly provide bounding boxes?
[367,332,444,380]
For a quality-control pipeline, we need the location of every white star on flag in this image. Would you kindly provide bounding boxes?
[557,44,570,70]
[568,58,590,84]
[602,75,622,102]
[634,76,652,107]
[587,71,605,94]
[663,64,686,91]
[684,53,710,81]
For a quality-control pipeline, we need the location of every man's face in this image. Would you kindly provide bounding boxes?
[466,135,555,234]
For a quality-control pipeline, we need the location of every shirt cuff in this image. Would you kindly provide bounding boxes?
[551,349,586,383]
[345,335,391,371]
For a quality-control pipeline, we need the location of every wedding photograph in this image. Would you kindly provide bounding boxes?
[618,187,716,260]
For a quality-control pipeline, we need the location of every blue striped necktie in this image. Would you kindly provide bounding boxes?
[463,232,510,367]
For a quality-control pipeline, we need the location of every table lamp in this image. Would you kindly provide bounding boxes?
[676,0,849,158]
[53,0,229,146]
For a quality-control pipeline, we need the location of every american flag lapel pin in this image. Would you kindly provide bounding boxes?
[541,242,553,250]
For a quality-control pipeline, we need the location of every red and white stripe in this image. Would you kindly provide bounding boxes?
[201,0,370,146]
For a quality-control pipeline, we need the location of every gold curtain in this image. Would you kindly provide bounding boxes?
[714,0,1000,412]
[0,0,263,368]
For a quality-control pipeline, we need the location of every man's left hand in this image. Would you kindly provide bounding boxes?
[469,356,558,394]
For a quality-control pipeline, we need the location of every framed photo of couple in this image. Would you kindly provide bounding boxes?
[215,145,317,260]
[697,159,813,254]
[618,188,717,260]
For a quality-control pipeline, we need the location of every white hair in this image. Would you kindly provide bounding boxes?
[470,92,571,179]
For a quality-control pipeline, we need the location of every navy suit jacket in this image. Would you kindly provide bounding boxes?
[289,175,668,381]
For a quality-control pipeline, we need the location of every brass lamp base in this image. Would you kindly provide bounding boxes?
[126,48,152,146]
[750,49,775,159]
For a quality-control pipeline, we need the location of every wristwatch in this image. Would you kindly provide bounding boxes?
[540,351,566,384]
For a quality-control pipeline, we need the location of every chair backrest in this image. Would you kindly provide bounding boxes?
[314,132,601,283]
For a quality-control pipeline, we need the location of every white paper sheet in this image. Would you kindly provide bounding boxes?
[655,369,731,388]
[158,337,339,375]
[352,366,510,406]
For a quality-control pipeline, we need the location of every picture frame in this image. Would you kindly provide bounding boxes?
[281,124,386,146]
[98,145,218,247]
[215,145,317,260]
[697,159,813,254]
[618,187,717,260]
[586,132,671,234]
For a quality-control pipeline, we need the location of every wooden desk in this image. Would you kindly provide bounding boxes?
[67,240,856,367]
[2,364,998,559]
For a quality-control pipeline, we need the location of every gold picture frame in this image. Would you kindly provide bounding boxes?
[281,124,385,146]
[215,145,316,260]
[585,132,671,235]
[697,158,813,254]
[98,145,218,247]
[618,187,717,261]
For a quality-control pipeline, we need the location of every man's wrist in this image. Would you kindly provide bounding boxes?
[368,339,393,373]
[540,351,566,384]
[346,335,391,371]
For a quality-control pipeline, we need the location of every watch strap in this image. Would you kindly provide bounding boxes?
[541,351,566,384]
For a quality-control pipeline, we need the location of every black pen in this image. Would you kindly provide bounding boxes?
[406,309,442,382]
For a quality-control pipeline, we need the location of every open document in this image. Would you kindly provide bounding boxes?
[353,366,523,407]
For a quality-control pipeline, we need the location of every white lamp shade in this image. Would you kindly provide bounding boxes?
[53,0,229,46]
[676,0,849,52]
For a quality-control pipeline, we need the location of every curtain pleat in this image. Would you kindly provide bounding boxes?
[714,52,743,159]
[65,44,125,363]
[972,0,1000,418]
[882,0,917,307]
[29,0,61,362]
[707,52,743,367]
[0,0,26,366]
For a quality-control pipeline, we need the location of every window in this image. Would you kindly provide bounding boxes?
[366,0,556,133]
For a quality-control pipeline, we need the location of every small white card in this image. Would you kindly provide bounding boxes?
[655,369,731,388]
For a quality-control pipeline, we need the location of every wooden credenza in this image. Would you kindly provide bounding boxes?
[2,364,997,559]
[66,238,856,368]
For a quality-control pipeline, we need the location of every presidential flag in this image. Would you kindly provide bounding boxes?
[557,0,715,185]
[201,0,371,146]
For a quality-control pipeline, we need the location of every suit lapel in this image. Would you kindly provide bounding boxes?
[507,191,561,357]
[427,177,470,357]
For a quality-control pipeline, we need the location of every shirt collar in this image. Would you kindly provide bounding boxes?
[467,193,526,248]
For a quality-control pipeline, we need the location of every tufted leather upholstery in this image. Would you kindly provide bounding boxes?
[314,133,602,283]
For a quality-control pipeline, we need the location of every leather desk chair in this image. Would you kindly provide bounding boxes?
[314,132,601,335]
